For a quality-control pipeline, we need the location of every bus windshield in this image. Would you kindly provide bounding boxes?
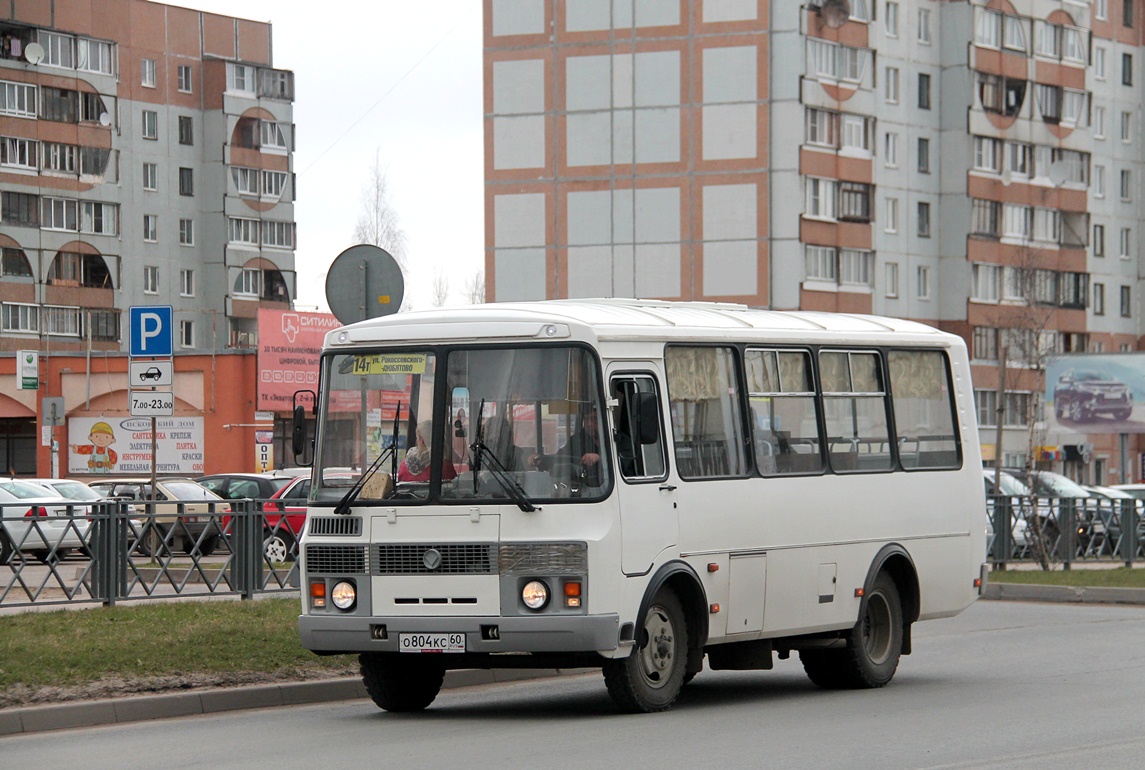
[313,345,610,504]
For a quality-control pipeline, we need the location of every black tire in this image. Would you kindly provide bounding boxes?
[182,534,219,557]
[263,530,296,563]
[1113,407,1133,421]
[801,572,903,690]
[35,548,71,564]
[1068,400,1088,423]
[360,653,445,712]
[603,589,688,713]
[0,532,13,565]
[135,523,170,557]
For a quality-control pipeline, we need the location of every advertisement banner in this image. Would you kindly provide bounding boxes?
[1045,354,1145,434]
[67,416,205,475]
[255,429,274,472]
[257,309,341,411]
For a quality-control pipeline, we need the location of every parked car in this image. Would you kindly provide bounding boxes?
[1053,369,1133,423]
[247,472,355,562]
[0,480,90,564]
[195,471,300,502]
[86,477,229,556]
[982,468,1031,555]
[1003,468,1103,555]
[1109,483,1145,501]
[1085,485,1145,554]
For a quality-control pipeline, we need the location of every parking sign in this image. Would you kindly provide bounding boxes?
[130,306,172,357]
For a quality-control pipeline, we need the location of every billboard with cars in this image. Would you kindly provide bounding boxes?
[1045,354,1145,434]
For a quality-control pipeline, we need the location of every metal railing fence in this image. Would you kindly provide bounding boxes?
[0,499,300,609]
[987,494,1144,567]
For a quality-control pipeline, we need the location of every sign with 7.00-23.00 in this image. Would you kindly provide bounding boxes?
[131,391,174,417]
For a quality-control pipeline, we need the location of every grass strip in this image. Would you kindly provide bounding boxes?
[0,598,354,691]
[988,566,1145,588]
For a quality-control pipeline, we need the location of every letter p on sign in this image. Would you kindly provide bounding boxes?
[130,306,173,357]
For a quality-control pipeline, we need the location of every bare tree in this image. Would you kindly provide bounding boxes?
[463,271,486,305]
[431,269,450,307]
[354,152,408,273]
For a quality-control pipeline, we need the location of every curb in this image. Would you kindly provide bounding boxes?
[982,582,1145,605]
[0,668,574,737]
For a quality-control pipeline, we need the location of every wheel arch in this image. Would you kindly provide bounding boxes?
[862,544,919,655]
[636,560,709,671]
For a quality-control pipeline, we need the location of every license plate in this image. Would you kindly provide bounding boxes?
[399,632,465,653]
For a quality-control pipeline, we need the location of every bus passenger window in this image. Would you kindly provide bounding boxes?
[820,351,893,473]
[888,350,960,469]
[745,349,823,476]
[610,375,667,481]
[665,346,747,479]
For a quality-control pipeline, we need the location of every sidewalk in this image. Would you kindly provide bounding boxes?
[6,584,1145,737]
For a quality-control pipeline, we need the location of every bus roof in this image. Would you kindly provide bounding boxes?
[324,299,959,348]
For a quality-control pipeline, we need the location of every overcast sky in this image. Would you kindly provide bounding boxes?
[170,0,485,313]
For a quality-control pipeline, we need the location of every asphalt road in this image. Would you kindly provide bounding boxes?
[5,599,1145,769]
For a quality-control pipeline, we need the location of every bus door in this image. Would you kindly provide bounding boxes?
[608,368,677,575]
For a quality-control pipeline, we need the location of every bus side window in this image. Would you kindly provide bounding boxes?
[610,375,667,481]
[665,346,748,479]
[745,349,824,476]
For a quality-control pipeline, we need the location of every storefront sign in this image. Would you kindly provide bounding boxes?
[67,416,205,475]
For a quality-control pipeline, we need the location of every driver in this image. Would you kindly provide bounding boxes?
[530,409,602,484]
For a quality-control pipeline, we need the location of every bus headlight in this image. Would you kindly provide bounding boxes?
[521,580,549,610]
[331,581,357,610]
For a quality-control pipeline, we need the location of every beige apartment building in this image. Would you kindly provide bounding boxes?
[483,0,1145,485]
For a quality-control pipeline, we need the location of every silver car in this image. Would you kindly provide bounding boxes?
[0,479,90,564]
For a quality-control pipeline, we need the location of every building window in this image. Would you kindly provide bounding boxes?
[917,201,931,237]
[917,137,930,173]
[1094,224,1106,256]
[81,201,118,235]
[42,142,76,174]
[805,177,836,219]
[179,167,193,196]
[1096,47,1107,79]
[180,269,194,297]
[42,197,78,231]
[1121,286,1132,317]
[142,110,157,140]
[884,132,898,167]
[973,327,998,362]
[1121,111,1132,143]
[1095,106,1106,138]
[1125,0,1135,27]
[237,268,262,297]
[77,39,113,74]
[262,221,294,248]
[143,265,159,294]
[972,264,1001,303]
[180,320,194,348]
[885,67,899,103]
[805,245,836,282]
[885,262,899,298]
[841,114,873,154]
[1095,165,1106,197]
[1121,169,1132,200]
[1094,283,1105,315]
[918,73,931,109]
[918,8,931,42]
[228,63,254,94]
[179,218,194,246]
[177,65,192,93]
[141,58,156,87]
[1123,53,1133,85]
[2,191,39,226]
[40,31,74,68]
[884,197,898,233]
[143,214,158,243]
[839,249,873,287]
[229,218,259,246]
[1,136,36,170]
[838,182,872,222]
[0,80,37,118]
[1096,0,1108,20]
[885,2,899,36]
[261,170,288,200]
[2,302,39,333]
[1121,227,1132,259]
[917,266,931,299]
[232,167,259,196]
[143,162,157,191]
[178,116,193,146]
[260,121,288,151]
[971,199,1001,237]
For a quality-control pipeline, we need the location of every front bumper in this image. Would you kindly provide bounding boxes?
[299,612,621,656]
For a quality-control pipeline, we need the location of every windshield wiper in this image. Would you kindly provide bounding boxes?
[334,403,402,515]
[470,438,537,513]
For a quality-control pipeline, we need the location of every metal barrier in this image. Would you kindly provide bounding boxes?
[987,494,1145,568]
[0,499,299,609]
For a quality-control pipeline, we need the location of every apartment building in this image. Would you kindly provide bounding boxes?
[484,0,1145,485]
[0,0,295,474]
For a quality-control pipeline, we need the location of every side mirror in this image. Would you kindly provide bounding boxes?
[291,405,306,458]
[636,392,660,445]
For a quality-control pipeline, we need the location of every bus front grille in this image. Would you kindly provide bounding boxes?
[309,516,362,537]
[373,544,497,575]
[306,544,369,574]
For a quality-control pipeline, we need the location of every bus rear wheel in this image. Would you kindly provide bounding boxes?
[603,588,688,713]
[800,572,903,690]
[360,653,444,712]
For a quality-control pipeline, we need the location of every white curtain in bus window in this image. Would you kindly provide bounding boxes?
[665,346,747,479]
[819,351,893,472]
[745,349,823,476]
[887,350,959,469]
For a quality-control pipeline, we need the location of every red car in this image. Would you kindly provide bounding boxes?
[257,472,355,562]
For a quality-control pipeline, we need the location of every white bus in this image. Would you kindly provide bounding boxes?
[294,299,986,713]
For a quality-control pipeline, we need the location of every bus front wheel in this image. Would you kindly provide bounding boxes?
[800,572,903,690]
[603,588,688,713]
[360,653,444,712]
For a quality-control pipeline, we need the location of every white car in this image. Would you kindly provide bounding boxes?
[0,479,90,564]
[983,468,1032,555]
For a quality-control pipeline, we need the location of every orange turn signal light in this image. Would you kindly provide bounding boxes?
[563,581,581,597]
[854,588,864,598]
[310,581,327,608]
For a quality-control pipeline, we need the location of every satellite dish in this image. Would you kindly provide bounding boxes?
[98,112,111,127]
[817,0,851,29]
[24,42,44,65]
[1048,160,1070,187]
[325,244,405,325]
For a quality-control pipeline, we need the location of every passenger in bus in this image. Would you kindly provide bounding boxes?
[397,421,457,483]
[530,408,602,485]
